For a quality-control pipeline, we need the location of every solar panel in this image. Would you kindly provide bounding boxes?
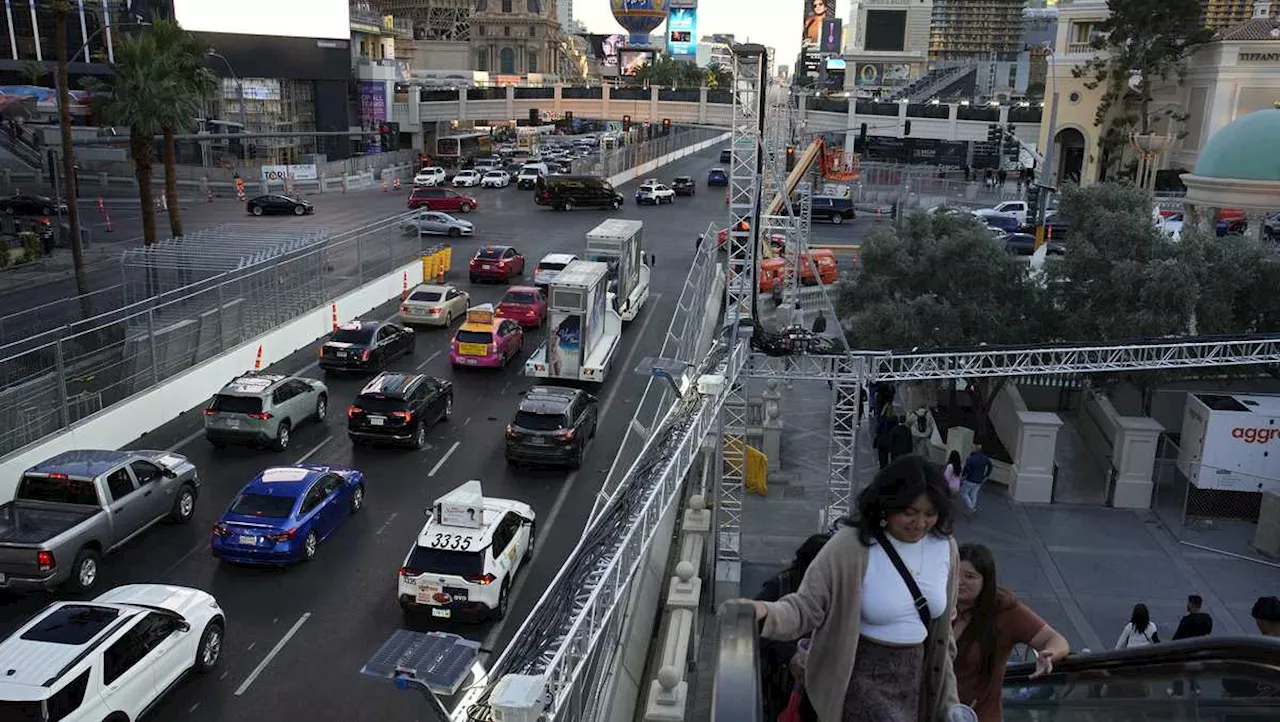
[360,630,480,697]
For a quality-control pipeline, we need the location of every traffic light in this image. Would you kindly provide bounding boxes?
[1027,184,1040,208]
[529,108,540,125]
[622,115,631,132]
[565,110,573,122]
[379,123,391,152]
[385,121,400,151]
[858,122,867,145]
[785,144,796,172]
[903,120,911,137]
[662,118,671,136]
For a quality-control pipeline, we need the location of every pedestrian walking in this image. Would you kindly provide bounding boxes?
[1168,595,1213,696]
[811,311,827,335]
[944,451,963,495]
[873,414,894,469]
[789,300,805,329]
[959,445,992,514]
[888,416,913,461]
[755,535,830,721]
[908,406,933,458]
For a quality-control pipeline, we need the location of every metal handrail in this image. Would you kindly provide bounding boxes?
[712,600,762,722]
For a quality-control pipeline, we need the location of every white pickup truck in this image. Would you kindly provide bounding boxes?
[972,200,1029,227]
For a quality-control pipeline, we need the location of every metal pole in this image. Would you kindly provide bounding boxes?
[1034,51,1059,249]
[215,282,225,353]
[146,307,160,385]
[238,81,249,164]
[356,233,364,282]
[54,338,70,429]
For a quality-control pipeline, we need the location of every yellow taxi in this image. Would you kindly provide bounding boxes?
[449,304,525,369]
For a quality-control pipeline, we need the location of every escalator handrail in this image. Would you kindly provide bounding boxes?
[1004,635,1280,686]
[713,600,763,722]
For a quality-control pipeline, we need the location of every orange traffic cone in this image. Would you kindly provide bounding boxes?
[724,189,729,205]
[104,211,113,232]
[875,205,883,222]
[402,272,409,300]
[253,344,264,370]
[96,197,104,214]
[393,177,401,191]
[382,180,388,192]
[436,264,445,283]
[207,188,215,202]
[331,303,338,331]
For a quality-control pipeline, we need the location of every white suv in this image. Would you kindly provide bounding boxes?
[0,584,224,721]
[414,167,446,187]
[636,183,676,205]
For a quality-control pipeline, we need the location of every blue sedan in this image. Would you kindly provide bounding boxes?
[707,168,728,186]
[212,465,365,565]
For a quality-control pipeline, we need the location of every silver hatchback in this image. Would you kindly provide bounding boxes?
[203,373,329,451]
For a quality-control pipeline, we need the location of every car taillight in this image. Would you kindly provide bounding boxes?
[487,343,496,353]
[265,529,296,542]
[203,408,216,416]
[555,429,575,441]
[466,573,497,585]
[429,308,442,315]
[36,550,55,572]
[392,411,413,423]
[505,425,518,438]
[398,567,419,578]
[247,412,271,420]
[212,524,229,537]
[400,305,409,313]
[361,349,371,361]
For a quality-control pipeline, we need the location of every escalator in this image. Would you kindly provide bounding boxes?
[713,600,1280,721]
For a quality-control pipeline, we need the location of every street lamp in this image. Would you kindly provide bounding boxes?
[205,51,250,163]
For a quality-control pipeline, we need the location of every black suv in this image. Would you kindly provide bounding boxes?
[810,196,856,224]
[348,373,453,449]
[505,386,598,469]
[671,176,696,196]
[719,149,732,163]
[534,175,624,211]
[319,321,415,374]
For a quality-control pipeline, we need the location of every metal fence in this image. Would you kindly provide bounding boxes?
[0,211,425,457]
[581,127,727,181]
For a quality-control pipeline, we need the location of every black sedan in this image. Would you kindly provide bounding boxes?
[672,176,696,196]
[246,194,314,217]
[319,320,415,374]
[1002,233,1065,256]
[0,193,64,217]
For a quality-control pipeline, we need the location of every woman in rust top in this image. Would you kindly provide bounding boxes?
[952,543,1070,721]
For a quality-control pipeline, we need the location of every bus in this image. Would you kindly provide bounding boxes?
[436,132,492,164]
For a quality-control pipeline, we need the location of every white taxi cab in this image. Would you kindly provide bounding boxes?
[396,480,535,621]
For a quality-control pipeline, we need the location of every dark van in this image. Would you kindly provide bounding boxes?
[810,196,857,224]
[719,149,732,163]
[534,175,624,211]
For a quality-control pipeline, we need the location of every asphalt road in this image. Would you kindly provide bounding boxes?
[0,147,730,722]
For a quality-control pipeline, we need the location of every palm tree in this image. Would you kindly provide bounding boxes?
[148,20,215,238]
[52,0,90,317]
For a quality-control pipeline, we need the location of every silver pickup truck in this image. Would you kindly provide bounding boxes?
[0,449,200,594]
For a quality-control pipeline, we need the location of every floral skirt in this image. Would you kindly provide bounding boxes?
[842,637,925,722]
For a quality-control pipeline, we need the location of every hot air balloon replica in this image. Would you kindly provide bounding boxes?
[610,0,670,46]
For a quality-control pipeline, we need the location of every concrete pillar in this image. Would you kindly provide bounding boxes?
[650,85,659,123]
[1010,411,1064,504]
[698,86,708,124]
[1110,416,1164,509]
[602,83,611,122]
[761,380,783,471]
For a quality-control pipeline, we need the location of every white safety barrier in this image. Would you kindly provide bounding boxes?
[607,133,731,188]
[0,258,424,495]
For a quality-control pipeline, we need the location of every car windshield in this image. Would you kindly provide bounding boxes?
[354,395,410,413]
[16,475,99,506]
[409,290,443,302]
[331,328,373,344]
[208,394,263,414]
[476,248,504,260]
[484,172,503,177]
[455,330,493,345]
[513,410,567,430]
[537,262,567,272]
[503,291,537,304]
[229,493,296,518]
[407,546,484,578]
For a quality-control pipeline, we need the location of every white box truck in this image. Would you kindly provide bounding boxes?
[1176,392,1280,494]
[524,260,622,384]
[585,218,650,322]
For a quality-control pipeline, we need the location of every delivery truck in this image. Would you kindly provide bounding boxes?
[585,218,650,322]
[524,260,622,384]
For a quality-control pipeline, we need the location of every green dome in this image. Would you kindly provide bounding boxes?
[1192,109,1280,181]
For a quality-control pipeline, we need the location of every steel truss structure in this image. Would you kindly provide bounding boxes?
[380,0,472,40]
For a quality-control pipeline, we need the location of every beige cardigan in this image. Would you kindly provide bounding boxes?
[760,526,961,722]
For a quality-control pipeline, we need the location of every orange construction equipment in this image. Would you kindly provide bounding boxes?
[331,303,338,330]
[253,344,264,370]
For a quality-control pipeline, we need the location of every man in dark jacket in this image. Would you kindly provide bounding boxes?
[1169,595,1213,696]
[960,444,993,513]
[887,415,913,461]
[811,311,827,335]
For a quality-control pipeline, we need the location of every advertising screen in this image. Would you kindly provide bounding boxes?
[854,62,912,87]
[864,10,908,52]
[174,0,350,39]
[667,8,697,58]
[802,0,836,48]
[548,312,583,378]
[820,18,843,53]
[586,34,627,66]
[620,50,656,76]
[358,82,387,154]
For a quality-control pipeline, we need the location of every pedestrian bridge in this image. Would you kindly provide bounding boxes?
[391,85,1045,147]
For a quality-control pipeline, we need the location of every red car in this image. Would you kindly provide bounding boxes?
[469,245,526,283]
[408,187,478,213]
[495,285,548,328]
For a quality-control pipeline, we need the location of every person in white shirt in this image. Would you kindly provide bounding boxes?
[1116,603,1160,648]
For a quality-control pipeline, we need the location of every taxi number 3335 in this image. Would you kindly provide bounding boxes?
[432,533,472,550]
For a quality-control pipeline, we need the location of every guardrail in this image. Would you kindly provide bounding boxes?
[712,600,763,722]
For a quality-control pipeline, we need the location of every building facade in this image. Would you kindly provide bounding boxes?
[928,0,1027,62]
[843,0,932,93]
[471,0,561,76]
[1202,0,1258,30]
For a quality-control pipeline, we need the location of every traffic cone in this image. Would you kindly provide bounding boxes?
[253,344,264,370]
[382,180,388,192]
[436,264,445,283]
[402,272,409,300]
[96,197,104,214]
[206,188,214,202]
[393,177,401,191]
[875,205,883,222]
[725,189,729,205]
[331,303,338,331]
[103,211,113,232]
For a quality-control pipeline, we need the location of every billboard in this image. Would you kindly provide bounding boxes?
[585,34,627,66]
[547,311,583,378]
[803,0,836,48]
[620,50,656,76]
[854,62,912,87]
[173,0,350,39]
[666,8,697,58]
[358,82,387,154]
[261,164,318,182]
[820,18,843,53]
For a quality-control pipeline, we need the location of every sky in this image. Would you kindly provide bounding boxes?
[573,0,810,70]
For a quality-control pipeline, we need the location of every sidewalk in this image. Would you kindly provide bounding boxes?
[738,378,1276,649]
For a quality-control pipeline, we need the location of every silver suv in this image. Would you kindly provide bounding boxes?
[203,373,328,451]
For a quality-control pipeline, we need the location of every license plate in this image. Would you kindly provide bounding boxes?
[238,535,257,546]
[482,264,493,270]
[431,608,452,619]
[528,436,548,445]
[335,350,347,358]
[226,419,241,429]
[464,358,477,366]
[369,416,385,426]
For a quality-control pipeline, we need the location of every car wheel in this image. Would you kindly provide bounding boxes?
[273,422,291,452]
[459,203,473,213]
[67,547,101,594]
[506,456,519,469]
[564,200,575,212]
[412,423,427,450]
[449,227,461,238]
[301,530,318,561]
[569,444,584,470]
[493,582,510,621]
[251,206,263,216]
[315,394,328,423]
[194,621,224,673]
[470,274,479,284]
[612,199,621,210]
[293,205,305,216]
[831,214,843,225]
[443,395,453,420]
[169,484,196,524]
[350,485,365,513]
[523,522,536,563]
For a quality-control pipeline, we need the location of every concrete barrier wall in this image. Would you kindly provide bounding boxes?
[0,258,423,498]
[607,133,730,188]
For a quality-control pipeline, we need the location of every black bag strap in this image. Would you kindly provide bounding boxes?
[875,530,932,628]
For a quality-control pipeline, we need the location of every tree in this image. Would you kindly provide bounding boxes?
[705,62,732,90]
[835,212,1055,435]
[1174,228,1280,335]
[1072,0,1213,176]
[148,20,216,238]
[53,0,91,318]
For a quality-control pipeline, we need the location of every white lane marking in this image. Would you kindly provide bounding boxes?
[500,381,510,394]
[166,428,205,452]
[293,435,333,464]
[481,294,663,652]
[247,642,256,651]
[219,671,229,680]
[375,512,399,535]
[234,612,312,696]
[428,441,461,477]
[416,350,443,370]
[189,702,201,713]
[463,417,472,427]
